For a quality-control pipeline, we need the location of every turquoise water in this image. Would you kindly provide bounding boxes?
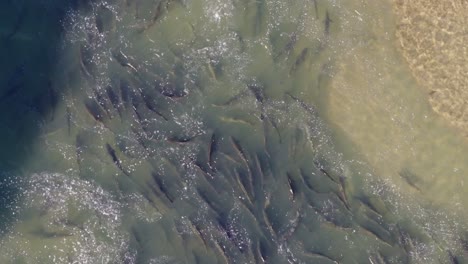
[0,0,467,263]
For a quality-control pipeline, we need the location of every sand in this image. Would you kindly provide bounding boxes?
[393,0,468,135]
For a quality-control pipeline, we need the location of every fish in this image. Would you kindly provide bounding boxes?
[230,137,250,168]
[106,143,130,177]
[5,5,27,40]
[112,49,139,74]
[140,91,169,121]
[273,32,298,60]
[151,172,175,203]
[106,85,123,118]
[234,168,254,204]
[302,250,339,264]
[399,168,422,191]
[290,47,309,74]
[79,45,95,78]
[324,10,333,35]
[286,173,299,201]
[66,106,72,135]
[358,220,394,248]
[0,64,25,101]
[84,98,108,124]
[209,133,218,169]
[286,92,317,116]
[167,134,198,144]
[95,5,115,33]
[248,84,264,103]
[136,1,164,33]
[95,89,113,119]
[156,80,188,99]
[311,0,319,19]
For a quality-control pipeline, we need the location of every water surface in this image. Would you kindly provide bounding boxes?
[0,0,467,263]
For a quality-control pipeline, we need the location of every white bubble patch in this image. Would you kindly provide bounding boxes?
[0,173,133,264]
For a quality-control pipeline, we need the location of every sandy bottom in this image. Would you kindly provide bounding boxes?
[393,0,468,136]
[327,0,468,221]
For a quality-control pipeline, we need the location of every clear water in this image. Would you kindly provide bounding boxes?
[0,0,467,263]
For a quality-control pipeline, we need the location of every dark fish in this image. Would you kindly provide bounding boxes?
[156,80,187,99]
[399,168,422,191]
[119,78,135,113]
[29,82,59,120]
[368,252,388,264]
[307,202,352,230]
[209,133,218,169]
[106,143,130,177]
[286,173,299,201]
[192,157,214,178]
[285,33,298,54]
[151,172,174,203]
[286,92,317,116]
[266,116,282,143]
[196,186,223,217]
[273,32,297,60]
[234,168,254,204]
[277,207,301,242]
[248,84,264,103]
[95,90,113,119]
[66,106,72,135]
[136,1,164,33]
[448,250,460,264]
[47,83,59,109]
[167,134,197,144]
[214,89,251,106]
[95,5,115,33]
[337,176,351,210]
[75,134,85,175]
[84,98,108,124]
[0,64,25,101]
[146,181,172,208]
[359,221,394,248]
[31,228,74,239]
[187,219,209,248]
[112,49,138,73]
[106,85,124,118]
[230,137,250,167]
[229,168,253,206]
[460,237,468,252]
[131,227,143,248]
[253,240,266,263]
[311,0,319,19]
[358,196,385,218]
[324,10,333,35]
[262,211,277,238]
[396,226,415,257]
[318,166,338,184]
[213,239,230,264]
[140,92,169,121]
[299,168,318,193]
[253,0,266,36]
[303,250,339,264]
[259,238,272,263]
[252,154,265,202]
[5,5,27,40]
[106,85,120,108]
[79,45,95,78]
[290,47,309,73]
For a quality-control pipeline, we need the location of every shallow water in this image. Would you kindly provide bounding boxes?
[0,0,468,263]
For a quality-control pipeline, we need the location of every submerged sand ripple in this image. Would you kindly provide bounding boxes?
[393,0,468,135]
